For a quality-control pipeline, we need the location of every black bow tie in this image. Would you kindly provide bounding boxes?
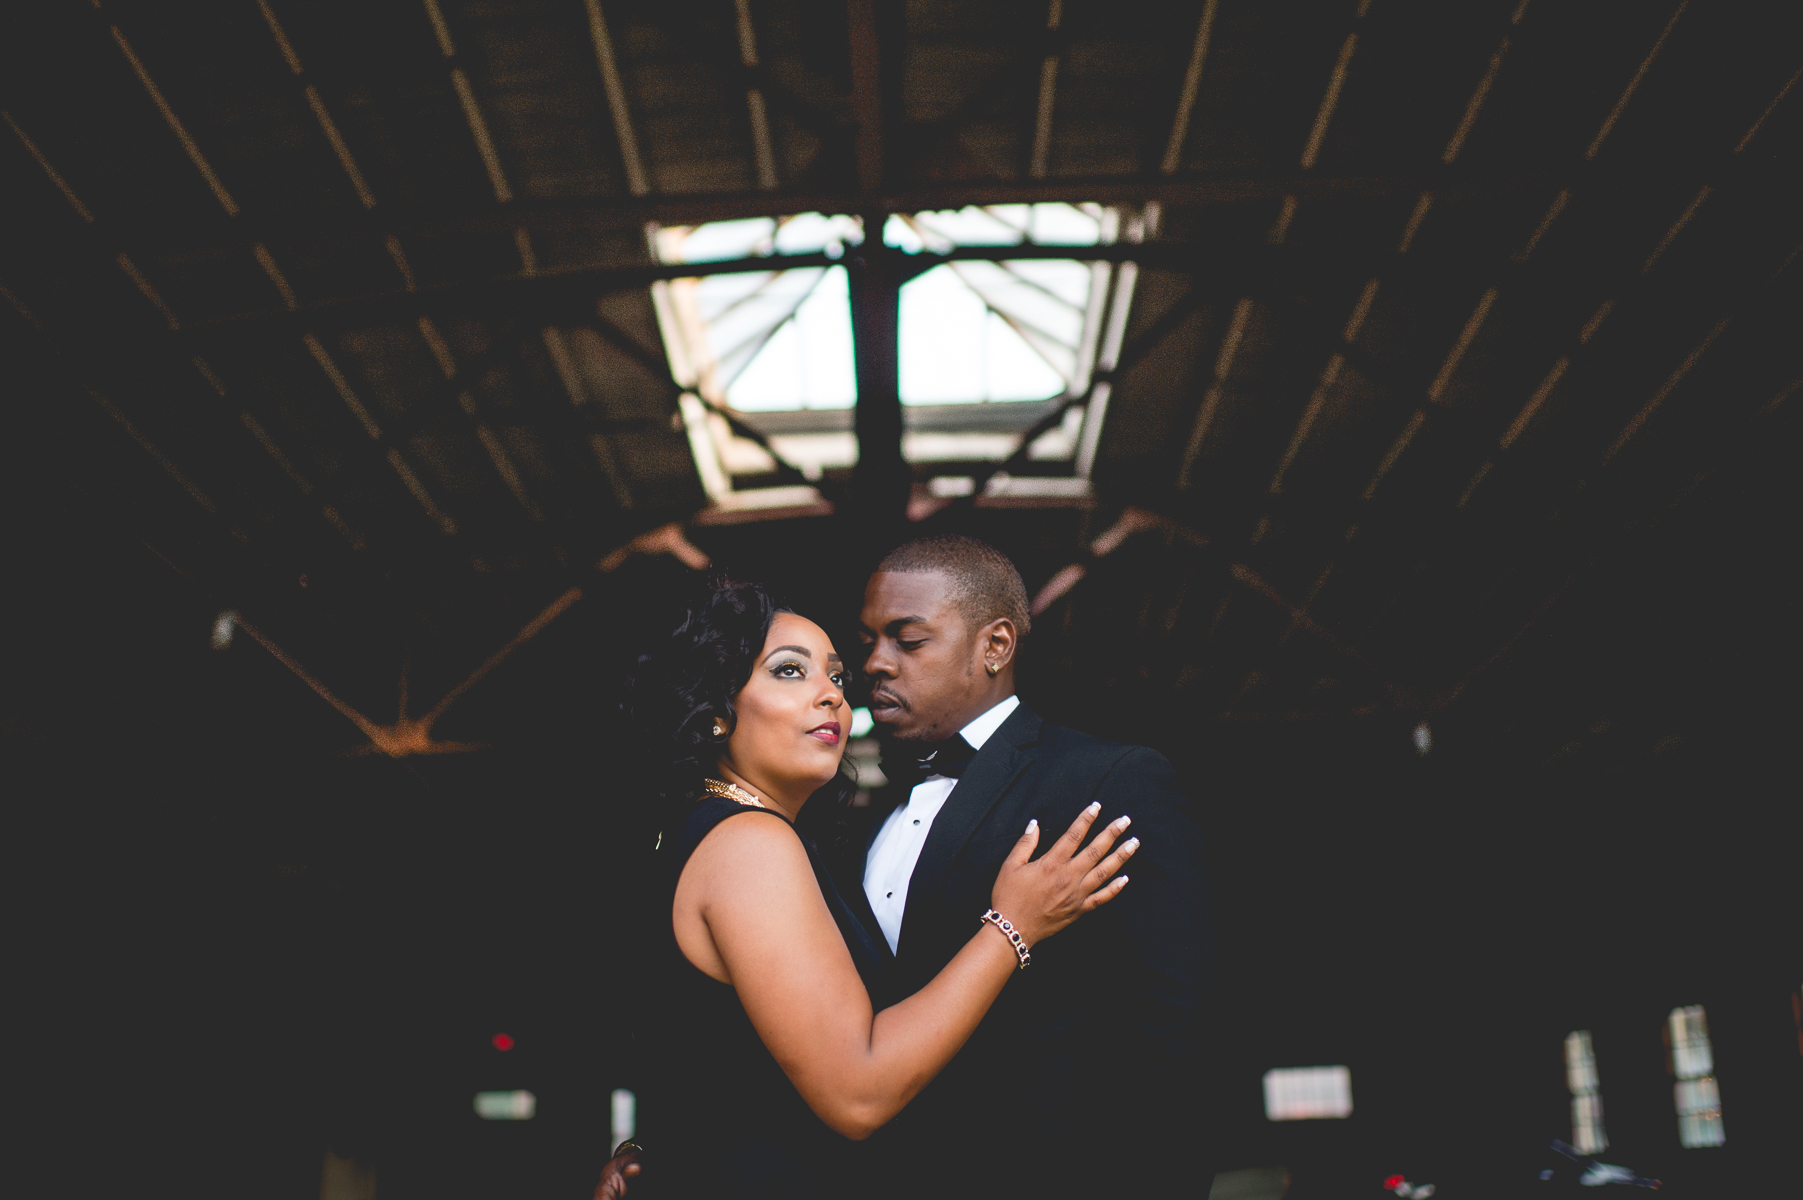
[881,734,979,790]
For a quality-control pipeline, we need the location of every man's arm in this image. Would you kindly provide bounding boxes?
[1092,746,1210,1022]
[1084,747,1213,1173]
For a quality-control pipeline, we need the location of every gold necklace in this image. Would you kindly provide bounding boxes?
[703,778,766,808]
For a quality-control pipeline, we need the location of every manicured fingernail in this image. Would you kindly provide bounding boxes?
[1027,818,1038,831]
[1118,875,1129,884]
[1085,801,1101,816]
[1124,838,1140,852]
[1117,815,1132,829]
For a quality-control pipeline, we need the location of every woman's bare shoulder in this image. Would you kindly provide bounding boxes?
[674,809,819,980]
[685,810,812,895]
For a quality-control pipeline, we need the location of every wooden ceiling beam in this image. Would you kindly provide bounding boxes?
[167,232,1522,341]
[105,168,1549,261]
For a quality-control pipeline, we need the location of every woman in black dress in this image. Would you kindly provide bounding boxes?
[601,578,1137,1198]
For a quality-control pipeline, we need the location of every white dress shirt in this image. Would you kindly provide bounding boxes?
[863,694,1021,953]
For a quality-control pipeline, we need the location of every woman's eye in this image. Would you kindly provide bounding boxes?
[774,662,804,677]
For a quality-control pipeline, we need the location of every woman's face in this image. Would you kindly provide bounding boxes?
[719,613,848,804]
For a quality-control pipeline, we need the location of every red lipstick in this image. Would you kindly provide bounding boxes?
[807,721,842,745]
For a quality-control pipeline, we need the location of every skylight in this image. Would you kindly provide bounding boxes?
[890,205,1110,407]
[648,204,1135,514]
[654,214,859,413]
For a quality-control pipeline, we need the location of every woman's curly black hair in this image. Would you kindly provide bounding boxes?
[626,574,860,842]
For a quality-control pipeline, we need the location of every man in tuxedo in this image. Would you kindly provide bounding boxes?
[847,534,1213,1198]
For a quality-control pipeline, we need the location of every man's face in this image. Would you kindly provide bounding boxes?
[857,570,989,743]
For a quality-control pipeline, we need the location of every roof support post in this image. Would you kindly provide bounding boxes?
[848,214,908,527]
[845,0,907,529]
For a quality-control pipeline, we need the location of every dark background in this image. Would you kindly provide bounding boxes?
[9,420,1797,1199]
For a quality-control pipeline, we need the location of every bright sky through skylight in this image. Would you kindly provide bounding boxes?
[727,267,855,410]
[887,204,1104,250]
[653,204,1110,414]
[900,261,1087,402]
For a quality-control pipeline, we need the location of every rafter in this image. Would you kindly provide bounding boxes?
[99,168,1526,264]
[580,309,816,490]
[583,0,651,196]
[1160,0,1219,177]
[1028,0,1064,179]
[734,0,780,190]
[4,101,360,550]
[1189,0,1731,711]
[95,1,462,541]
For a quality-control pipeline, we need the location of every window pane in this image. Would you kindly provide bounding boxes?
[899,265,1067,404]
[719,266,856,411]
[1262,1066,1352,1120]
[1565,1030,1607,1153]
[1564,1030,1600,1095]
[473,1090,536,1120]
[1571,1093,1608,1154]
[1669,1006,1725,1147]
[1668,1005,1715,1079]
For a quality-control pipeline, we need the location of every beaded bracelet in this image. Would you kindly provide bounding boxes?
[980,908,1032,969]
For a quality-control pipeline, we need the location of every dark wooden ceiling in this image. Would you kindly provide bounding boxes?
[1,0,1797,743]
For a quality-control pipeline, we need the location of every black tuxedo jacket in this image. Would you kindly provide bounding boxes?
[837,701,1214,1198]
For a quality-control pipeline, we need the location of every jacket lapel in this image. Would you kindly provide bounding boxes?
[817,800,897,964]
[897,703,1044,957]
[811,838,896,976]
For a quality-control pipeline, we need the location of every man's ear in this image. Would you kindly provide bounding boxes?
[980,617,1018,672]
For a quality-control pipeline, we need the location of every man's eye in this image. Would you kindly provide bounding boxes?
[899,640,925,652]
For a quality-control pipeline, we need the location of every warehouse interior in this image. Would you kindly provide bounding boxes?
[4,1,1799,1197]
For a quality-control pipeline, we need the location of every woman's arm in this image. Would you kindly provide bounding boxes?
[674,806,1133,1139]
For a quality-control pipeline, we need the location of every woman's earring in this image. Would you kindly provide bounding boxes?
[713,719,727,738]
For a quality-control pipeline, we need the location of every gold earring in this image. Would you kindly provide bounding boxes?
[986,660,999,676]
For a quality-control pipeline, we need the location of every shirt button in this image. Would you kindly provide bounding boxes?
[886,891,893,898]
[913,819,921,825]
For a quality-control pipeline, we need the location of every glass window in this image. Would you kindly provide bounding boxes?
[654,215,861,415]
[610,1087,636,1146]
[1564,1030,1607,1154]
[647,204,1134,511]
[1668,1006,1725,1147]
[473,1089,536,1120]
[1262,1065,1353,1120]
[887,206,1110,408]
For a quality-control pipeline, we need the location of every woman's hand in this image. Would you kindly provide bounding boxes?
[592,1147,641,1199]
[988,802,1137,947]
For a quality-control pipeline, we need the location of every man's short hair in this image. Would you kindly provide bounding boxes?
[875,535,1031,639]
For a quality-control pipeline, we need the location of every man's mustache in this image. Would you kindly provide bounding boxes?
[868,687,910,712]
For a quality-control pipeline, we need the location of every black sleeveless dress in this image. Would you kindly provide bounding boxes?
[650,795,891,1199]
